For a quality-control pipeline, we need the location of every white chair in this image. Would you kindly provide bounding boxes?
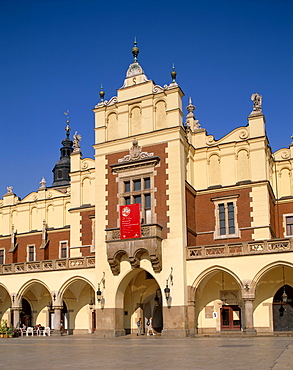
[43,327,51,336]
[20,328,27,337]
[26,327,34,336]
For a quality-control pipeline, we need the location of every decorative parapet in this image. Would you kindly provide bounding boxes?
[187,238,293,260]
[0,256,95,275]
[106,224,163,275]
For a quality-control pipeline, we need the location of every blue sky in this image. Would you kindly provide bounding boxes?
[1,0,292,199]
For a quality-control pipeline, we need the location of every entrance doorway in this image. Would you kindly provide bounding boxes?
[220,305,241,331]
[122,269,163,335]
[273,285,293,331]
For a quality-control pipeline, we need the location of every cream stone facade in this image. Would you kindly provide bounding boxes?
[1,45,293,337]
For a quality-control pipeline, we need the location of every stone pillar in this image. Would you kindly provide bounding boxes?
[94,307,125,338]
[12,308,21,328]
[52,307,62,336]
[243,299,256,335]
[161,305,188,337]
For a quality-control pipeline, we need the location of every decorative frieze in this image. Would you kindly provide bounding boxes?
[187,238,293,260]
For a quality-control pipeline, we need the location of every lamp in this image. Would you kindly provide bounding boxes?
[282,266,288,303]
[89,298,94,310]
[97,272,105,304]
[164,268,173,303]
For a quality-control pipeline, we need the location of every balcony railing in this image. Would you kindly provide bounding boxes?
[106,224,162,242]
[0,256,95,275]
[187,238,293,260]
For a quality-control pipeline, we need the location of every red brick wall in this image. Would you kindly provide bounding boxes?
[186,186,196,246]
[0,229,70,263]
[80,210,94,256]
[275,200,293,238]
[195,187,253,245]
[106,143,169,238]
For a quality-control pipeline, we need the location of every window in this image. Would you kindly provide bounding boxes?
[284,215,293,236]
[60,241,68,259]
[120,176,153,224]
[0,250,4,265]
[212,195,239,239]
[27,245,36,262]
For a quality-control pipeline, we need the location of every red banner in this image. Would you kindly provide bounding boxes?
[120,204,141,239]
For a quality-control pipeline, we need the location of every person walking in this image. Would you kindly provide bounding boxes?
[136,318,142,336]
[146,317,156,336]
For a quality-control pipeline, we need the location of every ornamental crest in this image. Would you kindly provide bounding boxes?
[118,139,154,163]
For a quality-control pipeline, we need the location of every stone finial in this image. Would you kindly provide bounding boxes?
[132,38,139,62]
[39,177,47,189]
[99,84,105,102]
[185,97,201,130]
[73,131,82,153]
[250,93,262,115]
[171,63,177,83]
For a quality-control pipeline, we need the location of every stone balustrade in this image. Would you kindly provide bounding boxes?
[187,238,293,260]
[0,256,95,275]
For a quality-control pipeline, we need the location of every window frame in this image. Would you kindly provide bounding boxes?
[212,195,239,239]
[0,249,5,265]
[283,214,293,237]
[27,245,36,262]
[119,172,154,225]
[59,240,69,259]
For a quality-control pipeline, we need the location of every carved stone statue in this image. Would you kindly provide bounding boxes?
[73,131,82,152]
[7,186,13,194]
[118,139,154,163]
[251,93,262,114]
[39,177,47,189]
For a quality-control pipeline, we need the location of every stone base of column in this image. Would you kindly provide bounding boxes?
[94,329,125,338]
[51,330,63,336]
[244,328,257,335]
[161,329,189,338]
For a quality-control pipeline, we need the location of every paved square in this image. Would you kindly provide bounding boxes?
[0,335,292,369]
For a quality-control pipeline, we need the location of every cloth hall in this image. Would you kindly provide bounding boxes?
[0,44,293,337]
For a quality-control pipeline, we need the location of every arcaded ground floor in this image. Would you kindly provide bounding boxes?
[0,335,292,369]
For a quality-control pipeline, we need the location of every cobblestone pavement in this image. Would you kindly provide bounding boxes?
[1,335,293,370]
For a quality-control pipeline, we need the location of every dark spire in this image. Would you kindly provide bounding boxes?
[132,38,139,62]
[171,63,177,83]
[52,112,73,187]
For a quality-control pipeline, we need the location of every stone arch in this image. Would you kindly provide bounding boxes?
[279,167,291,197]
[81,177,91,205]
[31,207,38,230]
[155,100,167,130]
[236,149,250,182]
[192,266,243,334]
[130,105,142,136]
[115,268,162,335]
[0,283,12,323]
[17,279,52,328]
[64,202,71,226]
[47,204,54,228]
[192,265,243,292]
[208,153,221,186]
[58,276,96,334]
[251,261,293,332]
[107,111,118,141]
[251,260,293,296]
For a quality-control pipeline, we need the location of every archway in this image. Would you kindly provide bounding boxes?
[0,285,11,324]
[194,268,242,334]
[273,285,293,331]
[117,269,163,335]
[18,280,51,328]
[253,263,293,333]
[60,277,95,335]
